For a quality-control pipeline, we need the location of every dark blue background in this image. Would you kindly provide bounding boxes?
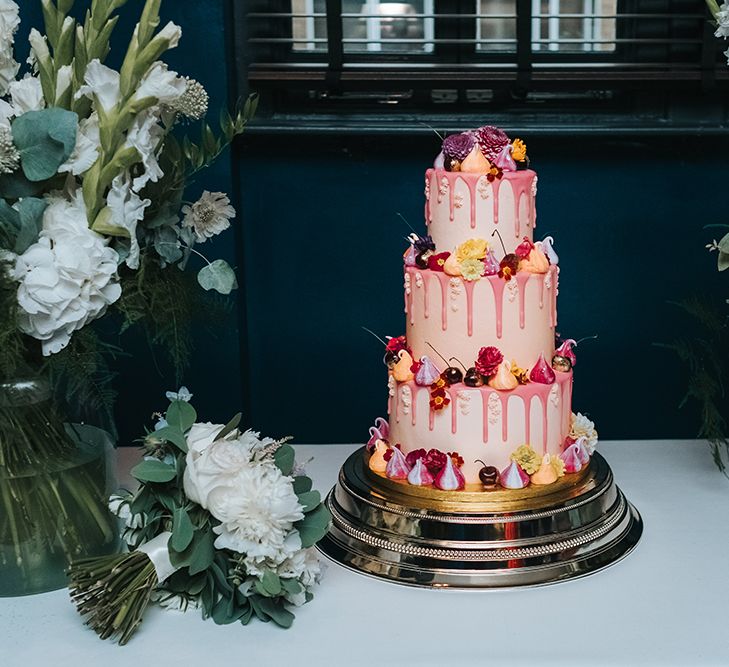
[18,1,729,445]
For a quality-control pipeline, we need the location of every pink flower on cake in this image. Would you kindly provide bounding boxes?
[475,125,511,162]
[427,251,450,272]
[385,335,409,354]
[515,237,534,260]
[423,449,447,475]
[475,346,503,378]
[405,448,427,468]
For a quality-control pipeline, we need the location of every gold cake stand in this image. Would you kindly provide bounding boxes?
[317,449,642,588]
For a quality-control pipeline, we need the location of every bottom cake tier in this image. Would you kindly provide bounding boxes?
[387,371,573,485]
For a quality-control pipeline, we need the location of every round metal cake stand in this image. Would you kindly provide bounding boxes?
[317,449,642,589]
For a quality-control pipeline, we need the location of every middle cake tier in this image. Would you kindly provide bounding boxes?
[405,264,558,368]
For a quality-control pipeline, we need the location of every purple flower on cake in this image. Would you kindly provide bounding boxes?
[475,125,511,162]
[475,346,503,378]
[442,132,476,162]
[409,233,435,256]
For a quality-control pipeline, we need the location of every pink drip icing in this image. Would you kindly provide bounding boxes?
[500,392,509,441]
[429,406,435,431]
[434,272,449,331]
[423,273,430,319]
[488,277,506,339]
[394,385,400,423]
[464,280,475,337]
[481,391,490,444]
[515,273,530,329]
[411,384,418,426]
[561,373,573,437]
[448,176,455,222]
[468,178,477,229]
[405,268,415,324]
[448,387,458,434]
[491,177,502,226]
[553,267,559,327]
[539,277,545,309]
[425,170,432,223]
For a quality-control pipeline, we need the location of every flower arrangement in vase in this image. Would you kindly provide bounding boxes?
[0,0,255,595]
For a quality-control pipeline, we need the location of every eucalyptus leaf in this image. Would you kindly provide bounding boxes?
[717,232,729,253]
[12,108,78,182]
[274,444,295,476]
[14,198,48,254]
[718,252,729,272]
[215,413,242,441]
[170,529,215,576]
[154,224,183,264]
[296,504,331,548]
[254,597,295,629]
[152,425,188,452]
[296,490,321,513]
[166,400,197,433]
[0,171,48,199]
[197,259,238,295]
[171,507,194,552]
[292,476,313,494]
[131,459,176,483]
[260,570,282,596]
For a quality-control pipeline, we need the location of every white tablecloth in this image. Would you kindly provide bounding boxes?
[1,440,727,667]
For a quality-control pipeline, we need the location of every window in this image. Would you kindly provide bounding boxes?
[239,1,729,132]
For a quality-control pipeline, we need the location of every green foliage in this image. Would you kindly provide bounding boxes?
[0,259,26,379]
[132,458,177,483]
[274,443,296,476]
[197,259,237,295]
[663,297,729,475]
[12,109,78,182]
[296,504,332,548]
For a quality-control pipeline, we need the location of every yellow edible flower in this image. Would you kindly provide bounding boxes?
[510,444,541,475]
[455,238,489,264]
[511,138,527,162]
[459,258,484,282]
[551,455,566,478]
[510,360,530,385]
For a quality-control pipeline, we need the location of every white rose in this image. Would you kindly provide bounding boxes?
[570,412,598,454]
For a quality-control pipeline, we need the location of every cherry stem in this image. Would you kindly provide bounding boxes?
[491,229,507,256]
[449,356,468,371]
[397,212,417,235]
[475,459,487,467]
[361,327,387,347]
[427,342,450,367]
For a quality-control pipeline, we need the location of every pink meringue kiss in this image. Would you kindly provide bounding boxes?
[460,145,491,173]
[573,436,591,465]
[415,355,441,386]
[434,455,466,491]
[386,446,412,480]
[366,426,385,451]
[555,339,577,366]
[493,143,517,171]
[560,443,584,474]
[407,458,435,486]
[483,249,500,276]
[404,244,418,267]
[537,236,559,265]
[499,459,530,489]
[368,440,389,474]
[530,353,556,384]
[374,417,390,440]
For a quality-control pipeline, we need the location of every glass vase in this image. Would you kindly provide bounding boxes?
[0,377,120,597]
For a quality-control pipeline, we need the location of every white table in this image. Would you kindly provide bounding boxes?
[1,441,727,667]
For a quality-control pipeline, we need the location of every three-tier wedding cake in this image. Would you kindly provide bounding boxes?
[365,125,597,493]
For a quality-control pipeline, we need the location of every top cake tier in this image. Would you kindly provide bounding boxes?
[425,168,537,254]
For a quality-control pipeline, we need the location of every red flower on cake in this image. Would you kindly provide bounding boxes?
[423,449,448,475]
[429,386,450,411]
[475,346,503,378]
[427,252,451,272]
[383,443,402,462]
[487,166,504,183]
[515,237,534,260]
[498,254,520,282]
[405,448,427,467]
[385,336,409,354]
[431,376,448,391]
[448,452,465,468]
[410,359,423,375]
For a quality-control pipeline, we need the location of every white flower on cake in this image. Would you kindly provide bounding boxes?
[570,412,598,454]
[13,194,122,356]
[183,423,305,565]
[182,191,236,243]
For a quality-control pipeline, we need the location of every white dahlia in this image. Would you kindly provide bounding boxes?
[182,191,236,243]
[12,194,122,356]
[570,412,599,454]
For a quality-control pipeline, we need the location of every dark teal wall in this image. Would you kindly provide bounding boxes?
[17,2,729,444]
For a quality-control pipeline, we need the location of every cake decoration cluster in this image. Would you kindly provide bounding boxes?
[436,125,530,173]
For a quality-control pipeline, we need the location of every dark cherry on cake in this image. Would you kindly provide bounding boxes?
[475,461,500,490]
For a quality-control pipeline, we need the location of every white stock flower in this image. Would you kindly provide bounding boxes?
[182,192,236,243]
[60,113,100,176]
[715,3,729,39]
[134,62,185,105]
[12,193,122,356]
[570,412,599,454]
[8,74,44,114]
[106,173,151,269]
[125,108,165,192]
[76,59,121,112]
[277,548,322,606]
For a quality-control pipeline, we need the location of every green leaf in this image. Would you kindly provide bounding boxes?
[254,596,295,629]
[197,259,238,295]
[0,171,48,199]
[166,400,197,433]
[281,578,303,597]
[131,458,176,483]
[152,425,188,452]
[296,490,321,513]
[717,232,729,253]
[215,412,242,441]
[719,252,729,272]
[170,529,215,576]
[12,108,78,182]
[274,444,295,476]
[260,570,282,596]
[292,476,313,494]
[14,198,48,254]
[296,504,331,548]
[171,507,194,552]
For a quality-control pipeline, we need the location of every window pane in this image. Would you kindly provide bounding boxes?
[532,0,616,53]
[292,0,434,53]
[476,0,517,53]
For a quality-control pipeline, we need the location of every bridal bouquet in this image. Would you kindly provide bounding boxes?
[69,391,331,644]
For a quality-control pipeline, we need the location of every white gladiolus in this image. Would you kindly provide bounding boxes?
[715,2,729,39]
[55,64,73,101]
[125,108,166,192]
[154,21,182,50]
[134,62,186,105]
[12,193,122,356]
[106,173,151,269]
[75,59,121,112]
[60,113,100,176]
